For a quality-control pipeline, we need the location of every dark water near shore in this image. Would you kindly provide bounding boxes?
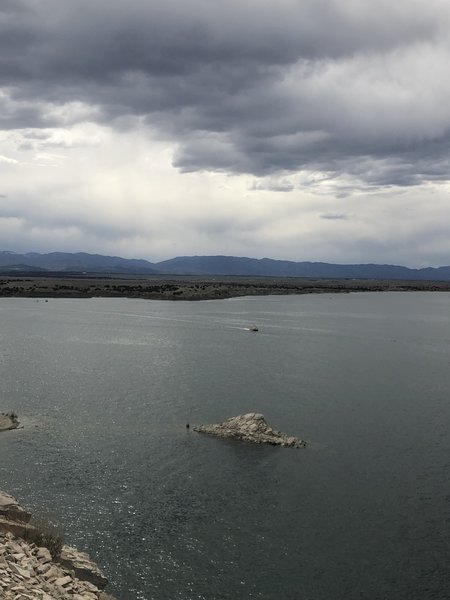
[1,293,450,599]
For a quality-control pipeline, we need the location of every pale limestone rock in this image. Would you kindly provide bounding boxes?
[60,546,108,589]
[0,492,31,523]
[55,575,72,587]
[42,564,63,581]
[9,562,32,578]
[36,562,52,574]
[194,412,306,448]
[36,547,52,563]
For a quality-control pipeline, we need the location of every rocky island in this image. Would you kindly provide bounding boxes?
[0,491,116,599]
[0,412,20,432]
[194,412,306,448]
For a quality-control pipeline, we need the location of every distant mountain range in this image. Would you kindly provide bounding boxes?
[2,250,450,281]
[0,251,159,274]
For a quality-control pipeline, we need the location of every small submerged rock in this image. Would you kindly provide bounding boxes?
[193,412,306,448]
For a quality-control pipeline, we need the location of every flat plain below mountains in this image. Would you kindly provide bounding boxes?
[1,274,450,301]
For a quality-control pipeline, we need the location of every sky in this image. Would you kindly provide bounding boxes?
[1,0,450,267]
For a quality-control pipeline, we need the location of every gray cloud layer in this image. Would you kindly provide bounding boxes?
[1,0,450,186]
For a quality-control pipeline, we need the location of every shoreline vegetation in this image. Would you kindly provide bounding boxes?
[1,274,450,301]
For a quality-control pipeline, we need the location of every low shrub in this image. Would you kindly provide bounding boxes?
[22,516,65,560]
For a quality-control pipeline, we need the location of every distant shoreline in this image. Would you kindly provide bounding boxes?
[1,274,450,301]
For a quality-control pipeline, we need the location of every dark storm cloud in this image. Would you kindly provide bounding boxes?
[320,213,347,220]
[1,0,449,187]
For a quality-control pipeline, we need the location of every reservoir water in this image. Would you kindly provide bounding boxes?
[1,292,450,599]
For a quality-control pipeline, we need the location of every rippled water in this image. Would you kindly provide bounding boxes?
[1,293,450,599]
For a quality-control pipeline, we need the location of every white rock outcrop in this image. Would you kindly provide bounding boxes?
[0,491,32,523]
[60,546,109,590]
[0,531,115,599]
[0,412,20,432]
[194,412,306,448]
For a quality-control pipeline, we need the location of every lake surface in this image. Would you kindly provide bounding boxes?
[1,292,450,599]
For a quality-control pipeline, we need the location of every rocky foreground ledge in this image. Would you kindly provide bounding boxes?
[194,413,306,448]
[0,491,116,600]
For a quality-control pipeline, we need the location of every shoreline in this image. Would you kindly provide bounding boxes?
[1,274,450,301]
